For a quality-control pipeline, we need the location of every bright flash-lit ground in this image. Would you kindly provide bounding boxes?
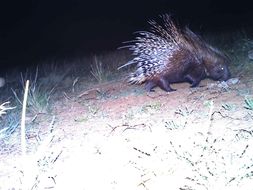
[1,78,253,190]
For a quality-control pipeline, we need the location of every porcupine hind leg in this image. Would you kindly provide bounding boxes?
[145,80,157,92]
[157,77,176,92]
[145,78,175,92]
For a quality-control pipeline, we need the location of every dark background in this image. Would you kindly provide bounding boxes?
[0,0,252,68]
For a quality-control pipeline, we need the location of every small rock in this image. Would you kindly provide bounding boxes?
[215,78,239,90]
[217,81,229,89]
[226,78,240,85]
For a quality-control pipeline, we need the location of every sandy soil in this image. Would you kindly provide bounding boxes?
[0,77,253,190]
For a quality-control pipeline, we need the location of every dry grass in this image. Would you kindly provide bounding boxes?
[0,102,15,117]
[90,55,107,82]
[11,67,55,115]
[90,50,131,83]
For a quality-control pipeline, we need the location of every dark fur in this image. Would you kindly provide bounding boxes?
[119,14,231,92]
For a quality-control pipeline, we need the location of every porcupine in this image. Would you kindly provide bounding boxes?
[118,14,231,92]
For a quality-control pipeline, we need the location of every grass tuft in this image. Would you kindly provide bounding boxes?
[0,102,15,117]
[90,55,105,82]
[244,96,253,110]
[12,67,54,115]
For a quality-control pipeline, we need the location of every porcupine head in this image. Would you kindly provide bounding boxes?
[201,46,231,82]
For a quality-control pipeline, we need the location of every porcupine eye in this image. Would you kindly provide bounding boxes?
[211,64,225,80]
[217,67,224,75]
[214,64,230,81]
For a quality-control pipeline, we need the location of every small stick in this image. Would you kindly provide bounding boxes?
[78,88,100,98]
[21,80,29,189]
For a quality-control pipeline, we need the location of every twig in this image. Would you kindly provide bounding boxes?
[0,101,15,116]
[72,77,79,93]
[133,147,151,156]
[21,80,29,190]
[49,115,56,133]
[207,100,214,132]
[63,92,71,100]
[78,88,100,98]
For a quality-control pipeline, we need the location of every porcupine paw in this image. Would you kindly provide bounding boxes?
[184,74,201,88]
[190,80,201,88]
[145,80,157,92]
[158,78,176,92]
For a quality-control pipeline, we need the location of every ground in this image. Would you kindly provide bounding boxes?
[0,72,253,190]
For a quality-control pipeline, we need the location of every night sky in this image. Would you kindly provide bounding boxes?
[0,0,252,68]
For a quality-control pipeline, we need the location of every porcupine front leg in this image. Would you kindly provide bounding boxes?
[185,65,206,88]
[184,74,202,87]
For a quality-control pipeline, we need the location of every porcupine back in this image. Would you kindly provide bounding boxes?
[119,15,183,84]
[118,14,230,92]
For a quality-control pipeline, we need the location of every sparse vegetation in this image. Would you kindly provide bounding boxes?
[141,102,162,112]
[169,133,253,190]
[0,102,18,140]
[87,104,100,116]
[12,67,55,115]
[222,103,237,111]
[0,102,14,117]
[244,96,253,110]
[165,120,182,129]
[1,33,253,190]
[90,55,110,82]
